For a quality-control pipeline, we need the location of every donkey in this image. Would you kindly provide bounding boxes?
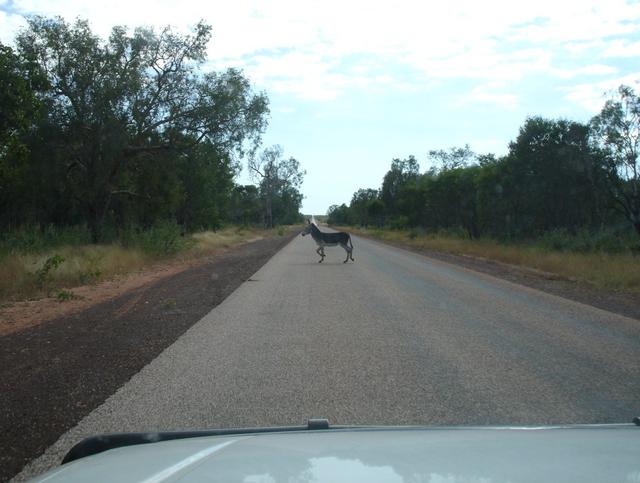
[301,220,355,263]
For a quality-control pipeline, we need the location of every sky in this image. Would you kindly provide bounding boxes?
[1,1,640,214]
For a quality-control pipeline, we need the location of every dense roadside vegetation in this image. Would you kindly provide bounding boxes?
[0,225,288,302]
[328,86,640,291]
[0,17,304,241]
[0,17,305,300]
[338,226,639,291]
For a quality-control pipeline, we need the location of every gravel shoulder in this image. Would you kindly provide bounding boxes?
[0,233,295,483]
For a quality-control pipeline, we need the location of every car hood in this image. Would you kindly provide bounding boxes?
[31,424,639,483]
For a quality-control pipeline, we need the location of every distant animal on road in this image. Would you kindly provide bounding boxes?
[301,220,355,263]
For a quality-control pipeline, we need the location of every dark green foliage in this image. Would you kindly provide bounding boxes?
[503,117,607,237]
[128,220,193,256]
[349,188,380,226]
[1,17,302,244]
[535,227,636,254]
[0,225,92,257]
[230,185,262,226]
[327,204,351,225]
[0,42,48,228]
[331,104,638,250]
[380,156,419,219]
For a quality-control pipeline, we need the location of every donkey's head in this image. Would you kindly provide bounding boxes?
[300,219,312,236]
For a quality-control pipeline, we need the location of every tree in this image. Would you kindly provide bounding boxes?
[428,144,475,172]
[230,185,262,225]
[503,117,604,236]
[0,43,47,227]
[175,142,236,232]
[248,145,305,227]
[15,17,269,240]
[590,84,640,235]
[327,204,351,225]
[380,155,419,220]
[349,188,379,226]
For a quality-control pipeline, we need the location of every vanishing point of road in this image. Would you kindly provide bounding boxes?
[17,231,640,478]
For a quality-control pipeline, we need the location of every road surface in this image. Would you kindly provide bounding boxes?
[16,232,640,479]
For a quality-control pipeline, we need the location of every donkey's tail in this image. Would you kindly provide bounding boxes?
[348,234,355,261]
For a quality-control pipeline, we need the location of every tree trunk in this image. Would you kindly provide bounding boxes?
[88,193,112,243]
[265,195,273,228]
[89,206,102,243]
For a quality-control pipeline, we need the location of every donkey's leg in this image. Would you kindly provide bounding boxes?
[340,243,350,263]
[316,246,324,263]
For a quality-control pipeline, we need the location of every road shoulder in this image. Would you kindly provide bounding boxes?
[1,233,295,483]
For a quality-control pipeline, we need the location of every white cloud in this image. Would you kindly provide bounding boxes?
[602,40,640,58]
[0,9,27,44]
[3,0,640,100]
[405,46,552,81]
[552,64,618,80]
[563,73,640,112]
[456,81,518,109]
[233,50,400,101]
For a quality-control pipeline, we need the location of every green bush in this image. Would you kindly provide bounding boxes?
[388,216,410,230]
[56,289,79,301]
[131,220,193,257]
[35,254,65,292]
[0,225,92,257]
[536,228,636,254]
[434,227,469,239]
[79,252,103,284]
[408,227,427,239]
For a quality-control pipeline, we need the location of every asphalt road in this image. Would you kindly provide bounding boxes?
[16,231,640,479]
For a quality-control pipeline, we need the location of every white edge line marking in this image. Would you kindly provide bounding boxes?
[141,438,241,483]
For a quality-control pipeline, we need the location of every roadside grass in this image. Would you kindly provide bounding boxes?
[0,225,291,302]
[339,226,640,292]
[189,226,263,255]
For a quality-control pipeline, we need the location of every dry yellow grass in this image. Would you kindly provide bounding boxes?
[340,226,640,292]
[189,226,265,255]
[0,245,150,302]
[0,226,285,302]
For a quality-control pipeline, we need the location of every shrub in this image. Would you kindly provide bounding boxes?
[0,225,92,256]
[131,221,193,257]
[35,254,65,293]
[536,228,635,254]
[56,289,79,301]
[388,216,410,230]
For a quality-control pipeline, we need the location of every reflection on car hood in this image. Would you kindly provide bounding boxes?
[31,425,640,483]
